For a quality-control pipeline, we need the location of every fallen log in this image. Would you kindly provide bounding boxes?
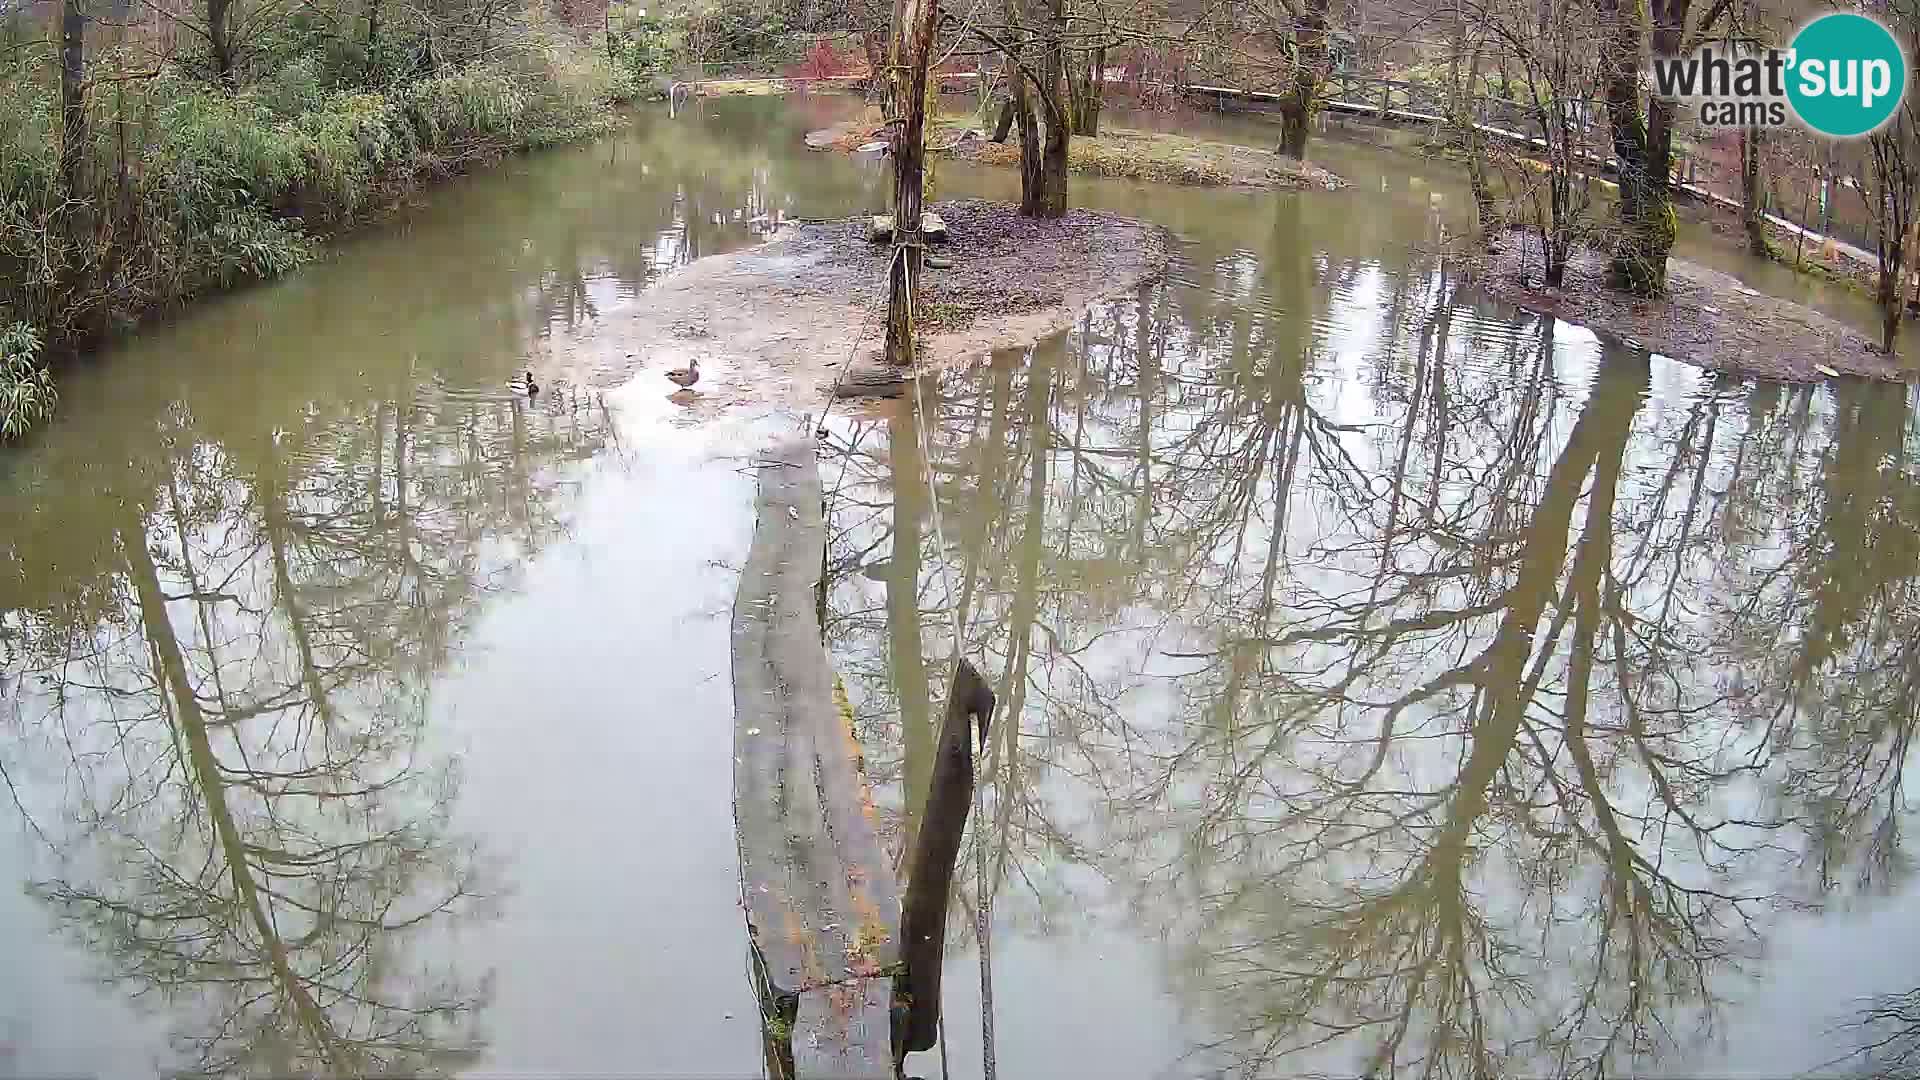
[733,430,901,1079]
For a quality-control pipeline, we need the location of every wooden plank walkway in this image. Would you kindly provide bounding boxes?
[732,430,899,1080]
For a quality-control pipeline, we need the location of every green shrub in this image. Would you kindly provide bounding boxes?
[155,78,306,205]
[689,0,790,63]
[0,6,618,367]
[0,322,55,442]
[610,6,674,90]
[291,91,411,216]
[259,56,331,120]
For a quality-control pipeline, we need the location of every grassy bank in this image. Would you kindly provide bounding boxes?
[958,126,1343,188]
[0,7,651,442]
[807,115,1344,189]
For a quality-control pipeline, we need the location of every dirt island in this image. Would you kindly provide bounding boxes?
[1467,234,1908,383]
[545,199,1172,416]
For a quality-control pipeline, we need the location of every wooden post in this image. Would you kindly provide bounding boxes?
[884,0,939,366]
[893,658,996,1061]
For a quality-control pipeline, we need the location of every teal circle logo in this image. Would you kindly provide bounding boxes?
[1787,13,1907,137]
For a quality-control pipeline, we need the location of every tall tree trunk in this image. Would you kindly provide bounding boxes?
[1277,0,1330,159]
[883,0,939,364]
[58,0,87,322]
[367,0,382,61]
[1454,36,1498,235]
[990,28,1018,142]
[1067,45,1104,135]
[1596,0,1677,295]
[1031,0,1069,218]
[59,0,85,207]
[1741,125,1772,258]
[1879,227,1906,355]
[862,26,887,103]
[207,0,236,86]
[1867,120,1917,357]
[1088,46,1105,135]
[1012,66,1043,214]
[991,96,1016,141]
[1038,112,1068,218]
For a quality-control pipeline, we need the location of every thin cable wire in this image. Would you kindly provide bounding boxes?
[832,225,996,1080]
[903,259,996,1080]
[905,269,965,664]
[971,727,996,1080]
[937,1011,949,1080]
[813,244,903,440]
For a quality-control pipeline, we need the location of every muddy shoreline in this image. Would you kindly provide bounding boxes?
[1466,234,1904,383]
[544,199,1172,416]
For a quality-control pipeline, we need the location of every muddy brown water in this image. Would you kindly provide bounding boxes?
[0,95,1916,1078]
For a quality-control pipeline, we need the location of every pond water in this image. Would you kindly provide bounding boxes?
[1,95,1917,1079]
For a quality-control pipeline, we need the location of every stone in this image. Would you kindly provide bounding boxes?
[835,360,908,398]
[865,212,950,245]
[924,255,954,270]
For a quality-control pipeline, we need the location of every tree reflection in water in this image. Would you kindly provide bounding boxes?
[824,230,1920,1077]
[1,386,614,1077]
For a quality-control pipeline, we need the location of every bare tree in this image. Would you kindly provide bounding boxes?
[1446,6,1502,234]
[1474,0,1604,283]
[883,0,940,363]
[1590,0,1734,293]
[1833,987,1920,1079]
[1857,7,1920,355]
[1275,0,1333,158]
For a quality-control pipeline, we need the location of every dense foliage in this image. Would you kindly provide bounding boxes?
[0,0,650,442]
[686,0,791,63]
[0,321,54,442]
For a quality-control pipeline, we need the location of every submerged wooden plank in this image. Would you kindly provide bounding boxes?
[793,978,893,1080]
[732,430,900,1076]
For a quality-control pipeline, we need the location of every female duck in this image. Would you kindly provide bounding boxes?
[665,358,700,389]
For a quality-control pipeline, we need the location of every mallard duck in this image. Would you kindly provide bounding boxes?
[509,370,539,396]
[665,359,700,389]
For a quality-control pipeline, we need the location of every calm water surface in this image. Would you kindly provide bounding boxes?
[1,96,1917,1079]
